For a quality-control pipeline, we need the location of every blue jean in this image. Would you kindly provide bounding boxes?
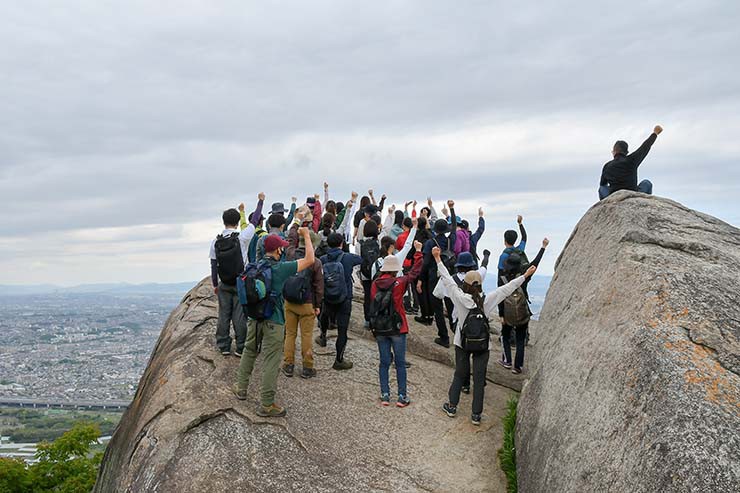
[599,180,653,200]
[376,334,407,396]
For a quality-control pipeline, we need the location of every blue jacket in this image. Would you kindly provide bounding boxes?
[321,248,363,298]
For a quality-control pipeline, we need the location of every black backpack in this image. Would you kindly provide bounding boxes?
[360,239,380,279]
[368,281,402,337]
[503,248,530,275]
[434,238,457,276]
[501,276,531,326]
[214,233,243,285]
[283,267,312,304]
[461,306,490,352]
[323,254,348,304]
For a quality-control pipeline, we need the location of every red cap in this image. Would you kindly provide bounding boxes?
[264,234,289,252]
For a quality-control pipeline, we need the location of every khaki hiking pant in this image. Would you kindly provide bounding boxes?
[283,301,316,369]
[236,320,284,407]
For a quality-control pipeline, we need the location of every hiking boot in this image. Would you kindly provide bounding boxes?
[462,386,470,394]
[256,403,287,417]
[234,349,243,357]
[434,337,450,348]
[498,359,512,370]
[332,360,353,371]
[282,364,294,377]
[512,367,522,375]
[443,402,457,418]
[315,334,327,347]
[300,368,316,379]
[396,394,411,408]
[380,393,391,406]
[471,414,482,426]
[232,385,247,401]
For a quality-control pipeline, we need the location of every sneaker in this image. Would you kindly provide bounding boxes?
[232,385,247,401]
[414,316,432,325]
[256,403,287,417]
[396,394,411,408]
[300,368,316,379]
[512,367,522,374]
[443,402,457,418]
[498,359,512,369]
[315,334,327,347]
[405,361,412,369]
[282,364,294,377]
[234,349,243,357]
[220,349,231,356]
[332,360,354,371]
[380,393,391,406]
[434,337,450,348]
[471,414,482,426]
[462,386,470,394]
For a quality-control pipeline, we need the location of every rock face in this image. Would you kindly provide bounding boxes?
[517,192,740,492]
[94,279,515,492]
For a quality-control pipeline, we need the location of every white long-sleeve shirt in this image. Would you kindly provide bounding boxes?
[371,227,417,279]
[435,260,526,349]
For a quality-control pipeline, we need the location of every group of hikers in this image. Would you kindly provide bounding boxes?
[209,125,663,423]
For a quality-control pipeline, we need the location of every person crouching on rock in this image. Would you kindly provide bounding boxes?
[433,246,537,426]
[369,242,424,407]
[233,228,316,418]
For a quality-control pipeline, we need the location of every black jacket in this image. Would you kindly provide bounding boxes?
[600,133,657,192]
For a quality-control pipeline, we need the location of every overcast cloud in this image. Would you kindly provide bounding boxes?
[1,0,738,285]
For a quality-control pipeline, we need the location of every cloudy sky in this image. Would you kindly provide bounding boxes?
[1,1,738,286]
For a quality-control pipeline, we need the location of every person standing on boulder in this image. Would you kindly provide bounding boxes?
[433,246,538,426]
[233,227,316,418]
[210,194,264,357]
[369,242,423,407]
[498,238,549,374]
[599,125,663,200]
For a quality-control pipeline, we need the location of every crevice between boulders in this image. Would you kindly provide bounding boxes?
[128,403,174,466]
[680,326,738,377]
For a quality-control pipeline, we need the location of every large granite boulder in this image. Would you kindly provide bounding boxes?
[517,191,740,492]
[94,279,515,492]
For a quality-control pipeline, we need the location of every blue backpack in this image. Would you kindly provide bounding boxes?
[237,260,274,320]
[323,253,348,304]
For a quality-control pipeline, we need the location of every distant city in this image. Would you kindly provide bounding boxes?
[0,277,550,404]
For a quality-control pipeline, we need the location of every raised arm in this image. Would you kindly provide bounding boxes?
[377,193,387,213]
[311,195,322,233]
[395,226,417,263]
[286,198,297,225]
[517,215,527,250]
[250,193,265,227]
[432,247,467,306]
[296,228,316,272]
[285,223,300,261]
[382,206,395,237]
[471,209,485,244]
[530,238,549,267]
[239,203,248,230]
[484,265,537,317]
[323,182,329,204]
[447,201,457,251]
[629,126,661,168]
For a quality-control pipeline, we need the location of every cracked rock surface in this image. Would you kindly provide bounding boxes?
[517,191,740,493]
[94,278,515,492]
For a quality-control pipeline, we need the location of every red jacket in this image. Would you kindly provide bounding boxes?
[370,252,423,334]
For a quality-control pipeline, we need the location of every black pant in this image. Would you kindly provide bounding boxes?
[361,279,372,322]
[448,347,489,415]
[501,323,528,370]
[444,297,455,335]
[320,299,352,362]
[419,276,433,319]
[429,282,449,341]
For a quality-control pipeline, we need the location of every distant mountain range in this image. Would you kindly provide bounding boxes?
[0,282,197,297]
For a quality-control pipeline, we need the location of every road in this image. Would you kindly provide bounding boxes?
[0,397,129,411]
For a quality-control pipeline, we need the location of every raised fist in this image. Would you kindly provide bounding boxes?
[414,240,423,251]
[258,192,266,201]
[447,200,455,208]
[291,197,297,203]
[313,193,320,200]
[524,265,537,278]
[238,203,245,212]
[542,238,550,248]
[324,182,329,190]
[427,197,433,207]
[381,194,387,200]
[412,200,417,208]
[298,227,310,236]
[368,189,374,196]
[411,217,418,228]
[654,125,663,135]
[478,207,484,217]
[432,246,441,259]
[351,191,358,199]
[517,215,523,224]
[483,249,491,257]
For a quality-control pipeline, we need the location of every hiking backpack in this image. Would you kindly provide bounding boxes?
[247,228,268,263]
[283,265,312,304]
[501,276,531,326]
[360,239,381,279]
[368,281,402,336]
[435,238,457,276]
[237,260,274,320]
[323,254,348,304]
[314,238,330,259]
[461,306,490,352]
[214,233,243,286]
[503,248,530,275]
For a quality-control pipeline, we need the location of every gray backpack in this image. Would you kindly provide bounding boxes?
[501,276,531,326]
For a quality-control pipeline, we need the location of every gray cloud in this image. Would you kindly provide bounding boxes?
[0,0,738,284]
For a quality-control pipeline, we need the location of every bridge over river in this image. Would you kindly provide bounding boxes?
[0,397,130,411]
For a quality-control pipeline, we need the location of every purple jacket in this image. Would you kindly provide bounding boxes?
[454,229,471,256]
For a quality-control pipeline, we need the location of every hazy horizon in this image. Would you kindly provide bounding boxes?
[1,1,738,285]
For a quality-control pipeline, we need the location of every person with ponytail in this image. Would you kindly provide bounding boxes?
[432,246,537,425]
